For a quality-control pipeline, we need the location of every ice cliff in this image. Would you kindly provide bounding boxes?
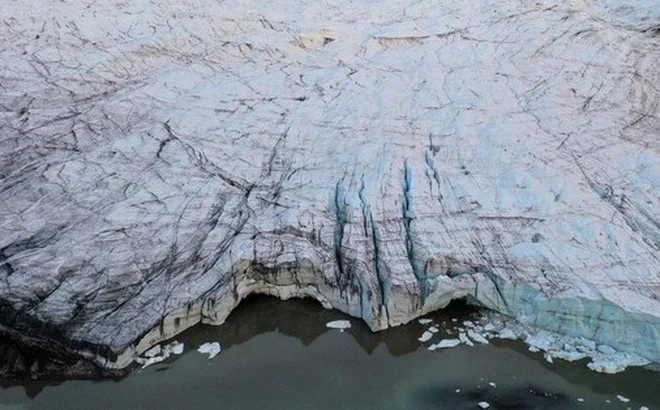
[0,0,658,375]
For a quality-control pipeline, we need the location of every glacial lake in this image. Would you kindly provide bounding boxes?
[1,296,658,410]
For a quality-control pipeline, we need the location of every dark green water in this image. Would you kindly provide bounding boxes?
[1,297,658,409]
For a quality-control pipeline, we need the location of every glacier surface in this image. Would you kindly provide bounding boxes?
[0,0,658,374]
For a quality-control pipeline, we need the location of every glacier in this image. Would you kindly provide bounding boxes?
[0,0,659,376]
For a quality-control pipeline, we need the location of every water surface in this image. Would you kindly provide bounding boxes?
[1,297,658,409]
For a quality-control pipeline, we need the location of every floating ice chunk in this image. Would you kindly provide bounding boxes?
[436,339,461,349]
[577,398,584,402]
[467,330,489,344]
[167,341,184,355]
[488,382,496,388]
[459,332,474,347]
[483,323,495,332]
[418,318,433,325]
[137,340,184,367]
[418,331,434,342]
[326,320,351,330]
[137,355,165,369]
[498,328,516,340]
[455,389,460,393]
[616,395,630,403]
[143,345,162,358]
[640,406,649,410]
[198,342,221,359]
[428,326,439,333]
[463,321,474,328]
[478,401,490,409]
[525,332,554,351]
[544,354,554,363]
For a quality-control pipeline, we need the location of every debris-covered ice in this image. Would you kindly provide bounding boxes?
[1,0,659,375]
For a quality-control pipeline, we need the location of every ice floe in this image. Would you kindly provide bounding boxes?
[198,342,222,359]
[467,330,489,345]
[429,339,462,351]
[458,332,474,347]
[616,395,630,403]
[326,320,352,330]
[418,331,434,343]
[136,341,185,368]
